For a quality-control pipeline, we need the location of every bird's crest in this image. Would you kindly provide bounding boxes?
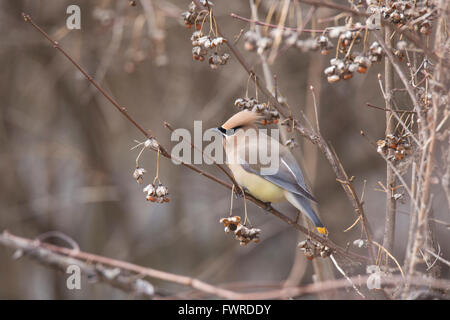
[222,110,261,130]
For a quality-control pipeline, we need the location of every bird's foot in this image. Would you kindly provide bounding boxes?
[233,187,245,198]
[294,211,300,224]
[263,202,272,211]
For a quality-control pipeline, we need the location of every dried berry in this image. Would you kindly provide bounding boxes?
[317,35,333,55]
[285,138,298,149]
[327,74,340,83]
[220,216,241,233]
[243,30,258,51]
[256,37,273,54]
[133,167,146,184]
[369,41,383,62]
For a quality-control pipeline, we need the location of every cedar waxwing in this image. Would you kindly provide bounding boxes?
[215,110,327,235]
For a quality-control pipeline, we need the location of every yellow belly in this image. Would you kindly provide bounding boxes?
[229,164,286,203]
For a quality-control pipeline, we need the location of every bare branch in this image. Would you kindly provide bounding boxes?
[383,25,397,255]
[230,13,325,33]
[0,230,240,299]
[2,230,448,300]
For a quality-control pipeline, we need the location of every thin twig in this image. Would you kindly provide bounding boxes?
[310,85,321,136]
[383,25,397,254]
[366,103,416,114]
[21,13,153,140]
[423,247,450,268]
[372,32,422,118]
[330,254,365,298]
[230,13,325,33]
[372,240,405,279]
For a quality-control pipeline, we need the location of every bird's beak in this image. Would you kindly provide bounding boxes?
[211,127,226,137]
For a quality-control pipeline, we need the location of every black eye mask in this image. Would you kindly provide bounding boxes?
[217,126,243,136]
[217,126,227,134]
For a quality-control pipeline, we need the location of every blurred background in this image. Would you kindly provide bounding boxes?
[0,0,448,299]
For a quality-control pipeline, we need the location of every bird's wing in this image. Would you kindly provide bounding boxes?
[237,132,317,203]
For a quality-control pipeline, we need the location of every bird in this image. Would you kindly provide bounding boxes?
[214,110,327,235]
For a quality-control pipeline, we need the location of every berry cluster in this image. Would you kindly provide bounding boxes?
[181,1,209,30]
[377,133,411,161]
[208,52,230,70]
[234,97,280,124]
[191,31,229,69]
[324,41,383,83]
[370,0,437,35]
[183,1,230,70]
[131,139,170,204]
[298,239,333,260]
[143,183,170,203]
[242,24,385,84]
[244,29,335,55]
[243,30,272,54]
[324,56,364,83]
[220,216,261,246]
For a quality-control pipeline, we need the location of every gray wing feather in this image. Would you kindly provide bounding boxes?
[241,158,318,203]
[235,131,317,203]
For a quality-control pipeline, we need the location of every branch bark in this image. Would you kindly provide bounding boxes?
[0,230,240,299]
[2,230,447,299]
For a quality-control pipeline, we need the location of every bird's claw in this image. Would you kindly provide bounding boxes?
[233,186,246,198]
[264,202,272,211]
[294,211,300,224]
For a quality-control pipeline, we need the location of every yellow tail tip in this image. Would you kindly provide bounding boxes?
[316,227,328,235]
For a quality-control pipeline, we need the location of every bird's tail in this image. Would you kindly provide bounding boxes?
[284,191,327,235]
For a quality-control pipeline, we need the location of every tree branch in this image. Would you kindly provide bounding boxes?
[2,230,447,299]
[230,13,325,33]
[0,230,240,299]
[383,25,397,255]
